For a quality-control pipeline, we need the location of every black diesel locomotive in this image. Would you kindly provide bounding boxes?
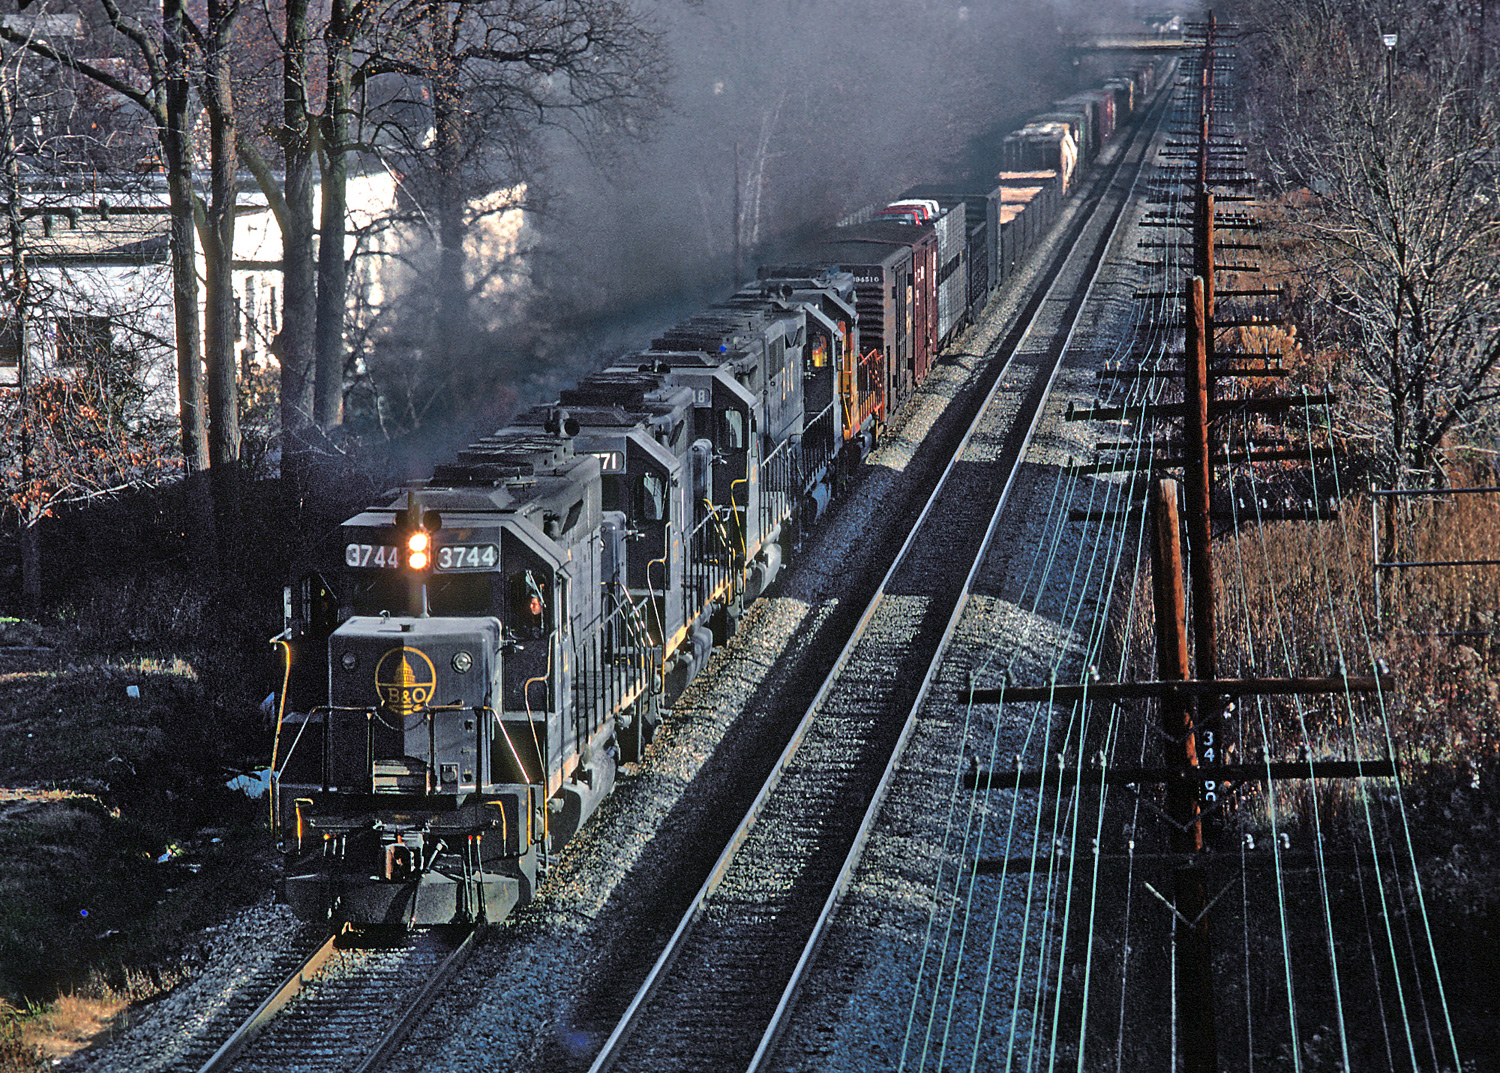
[271,59,1161,928]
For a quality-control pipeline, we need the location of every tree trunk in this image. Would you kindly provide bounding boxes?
[315,0,352,429]
[430,6,469,363]
[2,81,39,609]
[163,0,209,475]
[204,0,241,563]
[280,0,318,495]
[162,0,215,571]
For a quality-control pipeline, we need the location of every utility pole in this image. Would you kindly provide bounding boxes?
[1382,30,1398,101]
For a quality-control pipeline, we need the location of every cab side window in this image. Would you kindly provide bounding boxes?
[635,473,666,523]
[510,569,548,638]
[719,409,745,451]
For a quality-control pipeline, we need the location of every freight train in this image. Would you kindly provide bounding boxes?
[270,57,1165,927]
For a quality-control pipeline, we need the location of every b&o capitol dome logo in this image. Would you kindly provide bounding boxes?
[375,647,437,715]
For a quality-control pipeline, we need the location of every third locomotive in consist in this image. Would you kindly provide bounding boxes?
[269,59,1163,929]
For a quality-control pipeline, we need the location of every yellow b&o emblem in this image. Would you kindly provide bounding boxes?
[374,647,438,715]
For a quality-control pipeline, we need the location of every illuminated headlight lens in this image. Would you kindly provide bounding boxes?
[407,532,430,554]
[452,651,473,673]
[340,652,358,672]
[408,550,429,570]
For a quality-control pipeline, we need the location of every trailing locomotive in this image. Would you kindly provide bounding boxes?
[270,58,1163,928]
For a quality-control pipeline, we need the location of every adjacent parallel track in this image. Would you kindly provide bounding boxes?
[585,70,1176,1073]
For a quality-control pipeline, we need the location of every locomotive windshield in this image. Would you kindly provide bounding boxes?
[346,571,498,618]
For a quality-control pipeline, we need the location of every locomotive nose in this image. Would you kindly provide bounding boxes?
[327,615,503,796]
[330,615,502,715]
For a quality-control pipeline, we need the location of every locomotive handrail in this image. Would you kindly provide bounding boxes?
[729,478,749,559]
[693,500,736,559]
[646,529,669,655]
[268,635,294,830]
[762,433,794,467]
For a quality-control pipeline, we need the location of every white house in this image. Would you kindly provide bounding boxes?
[0,167,406,416]
[0,157,532,439]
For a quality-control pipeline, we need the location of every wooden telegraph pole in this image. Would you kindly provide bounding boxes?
[966,13,1399,1067]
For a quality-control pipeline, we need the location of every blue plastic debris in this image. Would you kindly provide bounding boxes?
[226,768,273,798]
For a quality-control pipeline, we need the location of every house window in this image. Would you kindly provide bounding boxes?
[0,322,18,371]
[56,315,111,367]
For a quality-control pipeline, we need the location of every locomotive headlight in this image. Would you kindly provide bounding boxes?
[452,651,473,673]
[341,651,358,672]
[406,531,431,570]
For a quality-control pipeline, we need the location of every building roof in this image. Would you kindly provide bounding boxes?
[14,209,169,265]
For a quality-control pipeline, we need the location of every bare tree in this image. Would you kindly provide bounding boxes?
[0,46,182,602]
[353,0,668,392]
[197,0,244,548]
[0,0,254,562]
[225,0,665,465]
[1241,0,1500,485]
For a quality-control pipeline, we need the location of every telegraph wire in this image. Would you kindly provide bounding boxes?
[1318,395,1461,1069]
[1299,394,1412,1070]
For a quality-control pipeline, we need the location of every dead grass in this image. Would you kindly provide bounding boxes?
[1124,468,1500,838]
[0,475,371,1068]
[0,644,275,1063]
[0,961,198,1072]
[14,994,129,1065]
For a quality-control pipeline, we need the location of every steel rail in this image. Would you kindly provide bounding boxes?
[349,925,481,1073]
[745,64,1180,1073]
[193,923,477,1073]
[194,930,342,1073]
[585,64,1177,1073]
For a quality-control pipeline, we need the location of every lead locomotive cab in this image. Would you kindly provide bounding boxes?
[277,452,636,928]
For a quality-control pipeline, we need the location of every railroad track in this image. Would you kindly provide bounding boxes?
[185,924,478,1073]
[583,70,1177,1073]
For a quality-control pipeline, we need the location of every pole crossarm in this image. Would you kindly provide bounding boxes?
[1067,446,1334,475]
[966,672,1392,705]
[1375,557,1500,570]
[1370,485,1500,496]
[1070,504,1341,522]
[964,757,1399,791]
[1096,366,1288,379]
[1066,393,1337,422]
[1138,241,1260,250]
